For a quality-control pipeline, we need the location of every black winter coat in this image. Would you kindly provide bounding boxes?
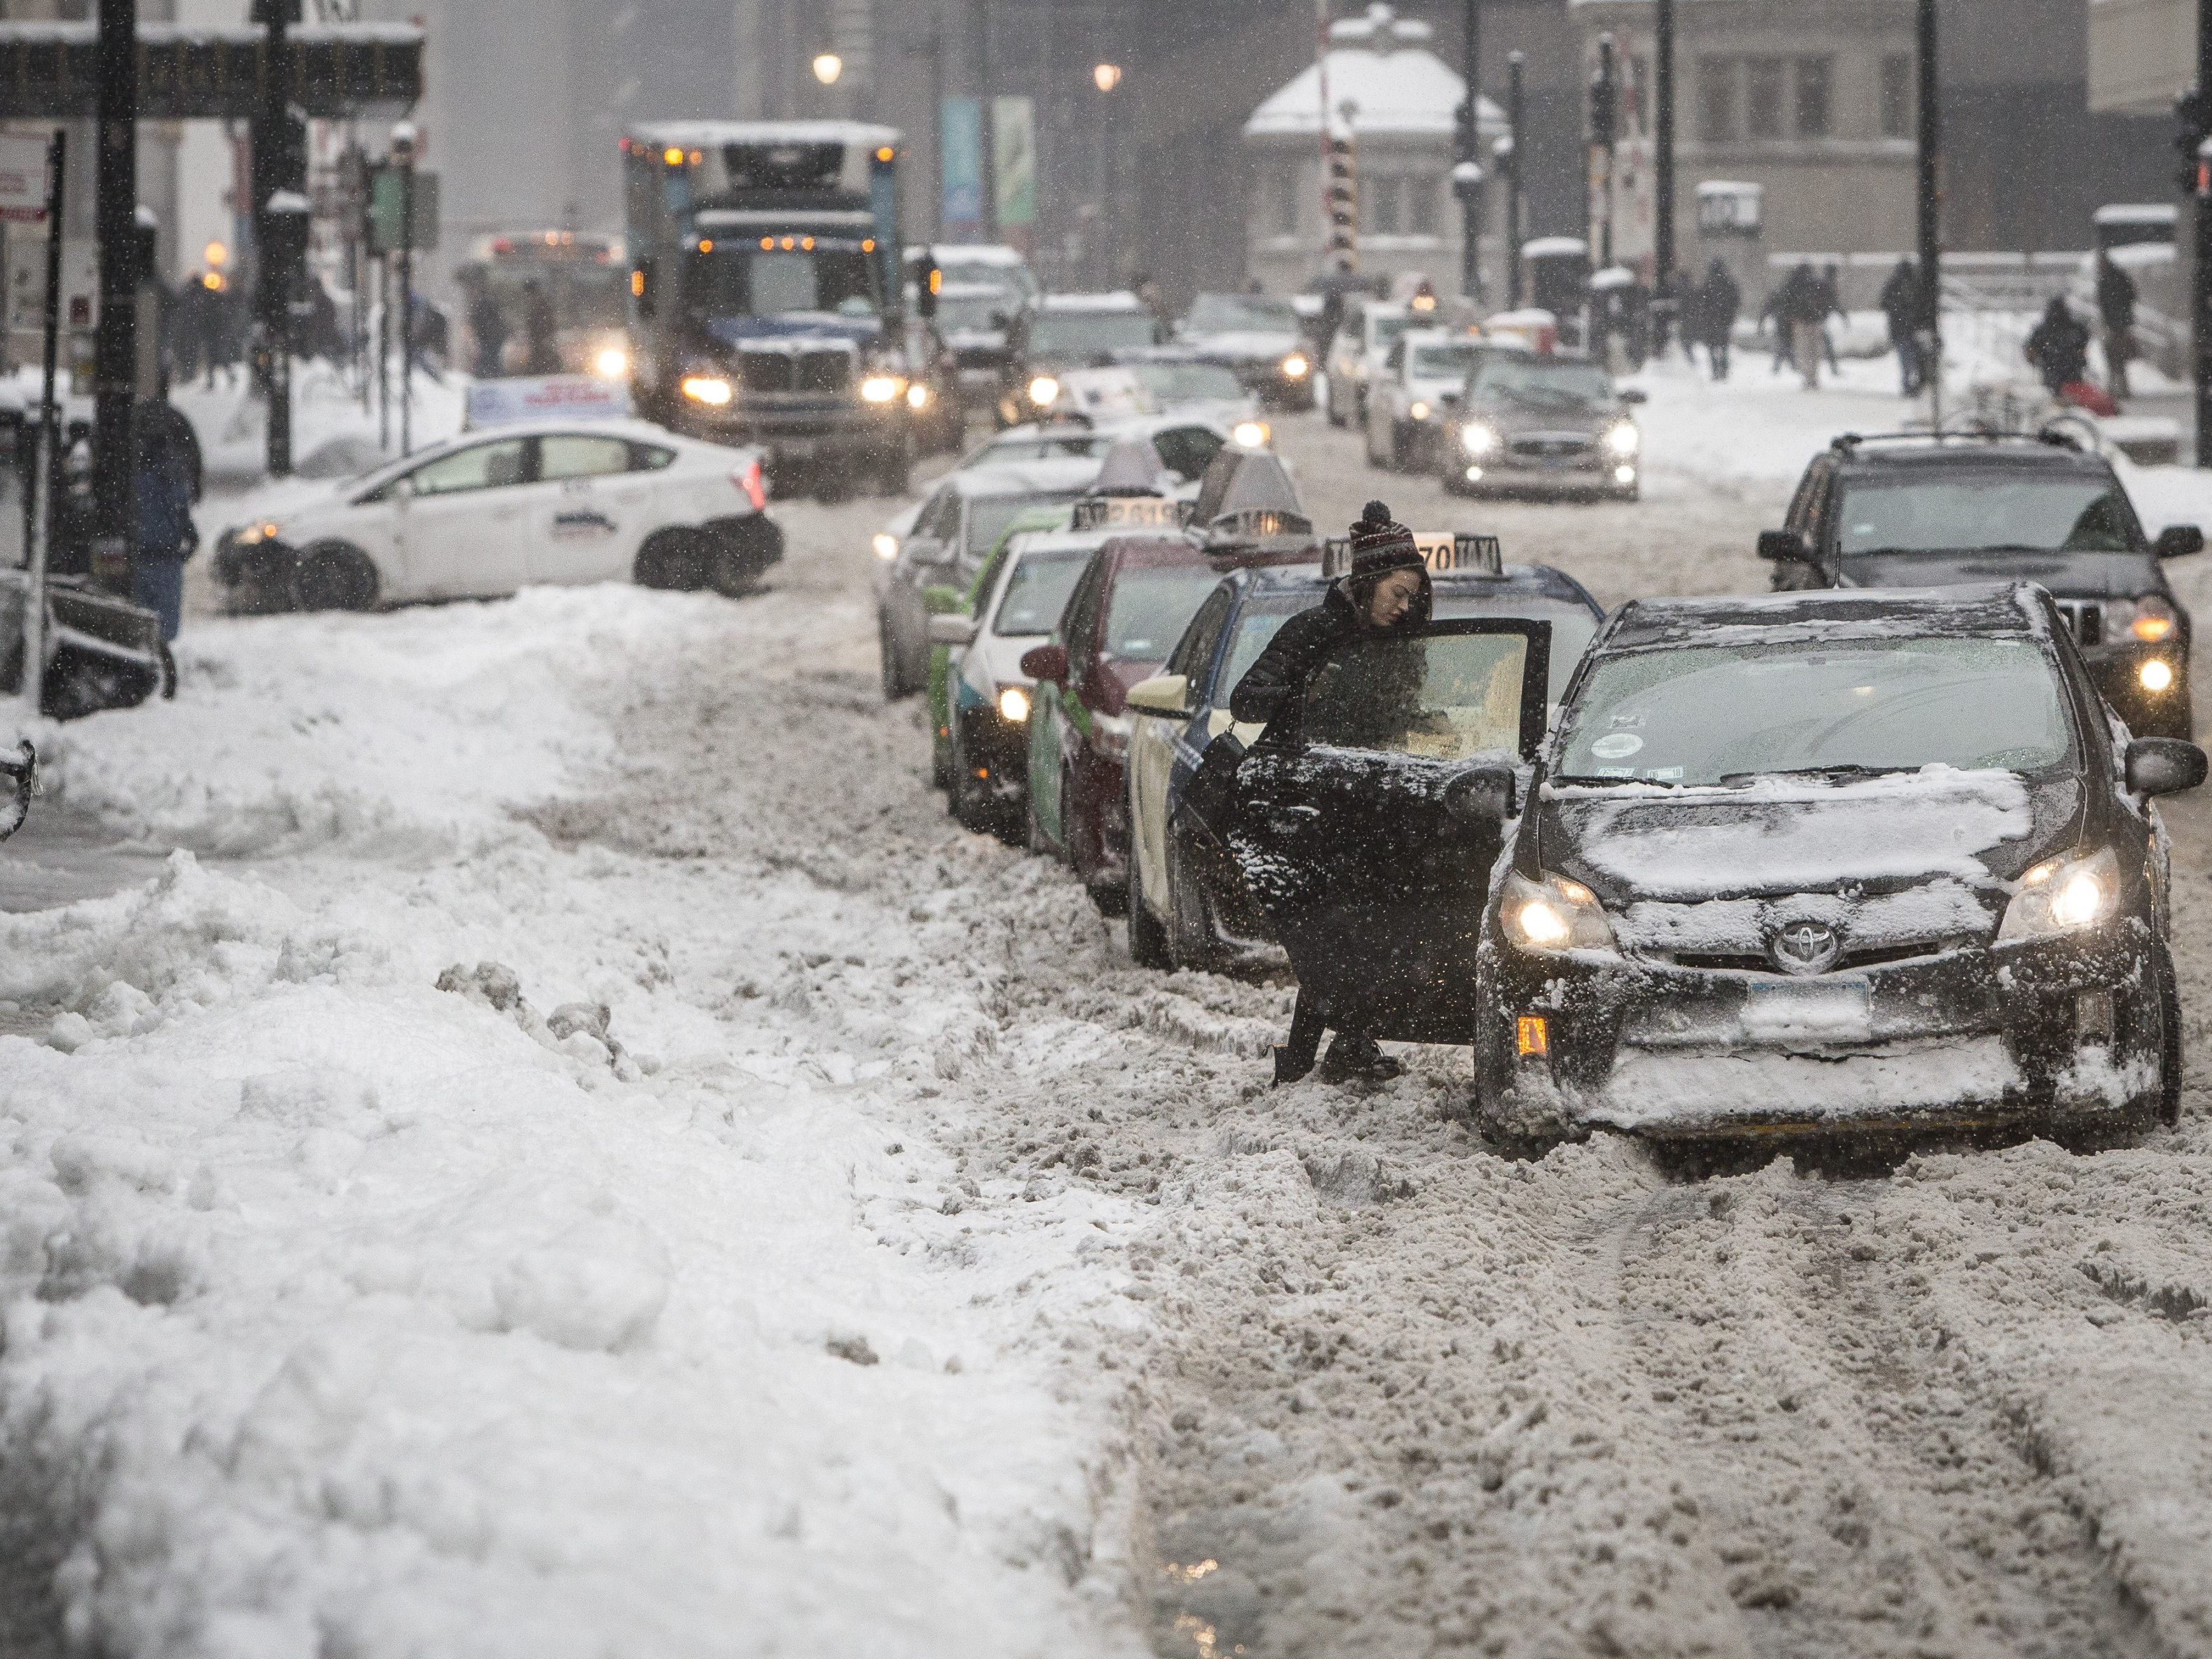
[1228,575,1434,730]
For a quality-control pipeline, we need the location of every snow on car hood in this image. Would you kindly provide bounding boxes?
[1833,549,2162,601]
[1545,765,2062,903]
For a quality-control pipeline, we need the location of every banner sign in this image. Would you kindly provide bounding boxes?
[941,96,983,235]
[0,134,48,223]
[464,374,629,429]
[993,95,1035,229]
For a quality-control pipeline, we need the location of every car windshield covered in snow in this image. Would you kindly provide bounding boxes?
[1555,636,2075,786]
[1302,632,1532,760]
[1473,357,1613,408]
[994,548,1092,635]
[1835,475,2145,556]
[1187,293,1299,333]
[1028,310,1160,354]
[1104,567,1229,660]
[1131,361,1245,404]
[687,244,879,318]
[1410,341,1483,379]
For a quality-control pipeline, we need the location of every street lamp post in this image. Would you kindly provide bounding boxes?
[1591,32,1618,270]
[1506,50,1525,307]
[1915,0,1942,429]
[1457,0,1483,305]
[1654,0,1677,352]
[391,120,416,457]
[92,0,138,597]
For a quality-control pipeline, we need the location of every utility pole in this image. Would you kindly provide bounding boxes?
[1591,33,1618,270]
[2191,0,2212,465]
[1453,0,1484,304]
[1654,0,1677,351]
[253,0,305,477]
[1915,0,1942,429]
[91,0,138,598]
[973,0,997,241]
[1506,50,1525,307]
[393,121,416,456]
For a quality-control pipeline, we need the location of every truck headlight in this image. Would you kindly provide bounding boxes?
[593,345,629,379]
[861,374,906,404]
[1461,422,1499,458]
[1998,846,2119,941]
[1409,400,1432,422]
[1604,422,1641,458]
[1028,374,1060,407]
[907,382,930,409]
[1280,352,1310,379]
[1501,871,1616,952]
[872,533,899,561]
[997,685,1031,723]
[2141,658,2176,692]
[1232,419,1270,448]
[681,375,732,406]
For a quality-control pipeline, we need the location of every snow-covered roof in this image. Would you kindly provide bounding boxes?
[908,244,1030,265]
[1245,3,1503,141]
[626,121,900,150]
[1522,236,1588,260]
[1040,290,1144,313]
[2094,204,2176,226]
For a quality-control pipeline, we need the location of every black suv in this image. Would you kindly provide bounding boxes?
[1760,433,2204,738]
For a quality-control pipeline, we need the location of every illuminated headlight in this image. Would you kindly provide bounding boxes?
[1998,846,2120,942]
[1614,465,1638,486]
[861,374,906,404]
[872,533,899,561]
[1408,400,1432,422]
[906,382,930,409]
[2129,594,2177,643]
[1460,422,1499,458]
[1604,423,1641,458]
[1028,374,1060,407]
[2141,657,2176,693]
[1501,871,1616,952]
[997,685,1031,723]
[1280,353,1310,379]
[681,375,732,406]
[592,345,629,379]
[1231,419,1270,448]
[237,519,281,545]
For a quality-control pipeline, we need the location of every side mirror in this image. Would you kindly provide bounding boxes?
[1618,386,1649,405]
[1756,529,1809,563]
[1441,760,1516,822]
[927,613,977,648]
[2125,736,2208,797]
[1126,673,1191,717]
[2155,524,2204,559]
[1019,643,1070,686]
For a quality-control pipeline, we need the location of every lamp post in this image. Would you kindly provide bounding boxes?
[91,0,138,596]
[391,120,416,457]
[263,190,309,479]
[1653,0,1677,351]
[1915,0,1941,430]
[1591,32,1618,270]
[1456,0,1483,304]
[1506,50,1525,307]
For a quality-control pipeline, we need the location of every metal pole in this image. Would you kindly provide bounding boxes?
[1596,33,1617,270]
[1916,0,1942,430]
[91,0,138,599]
[376,249,389,451]
[24,130,66,718]
[1459,0,1483,304]
[2196,0,2212,465]
[1506,51,1525,307]
[398,141,412,456]
[256,0,295,477]
[1317,0,1329,274]
[974,0,996,241]
[1654,0,1676,349]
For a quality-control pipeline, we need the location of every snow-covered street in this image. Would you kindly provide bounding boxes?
[8,379,2212,1656]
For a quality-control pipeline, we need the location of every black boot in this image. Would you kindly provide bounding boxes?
[1273,992,1326,1086]
[1318,1031,1403,1083]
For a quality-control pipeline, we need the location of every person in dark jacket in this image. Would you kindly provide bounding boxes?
[1698,259,1740,381]
[1879,258,1925,396]
[2096,252,2138,402]
[521,279,559,375]
[131,395,202,643]
[1230,500,1433,1085]
[2024,297,2091,396]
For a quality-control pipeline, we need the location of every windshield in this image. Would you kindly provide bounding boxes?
[967,494,1072,559]
[1187,294,1298,334]
[1411,342,1483,379]
[937,293,1007,333]
[1556,638,2073,786]
[1302,633,1532,760]
[1835,475,2145,556]
[1473,358,1613,407]
[687,245,880,319]
[1132,361,1245,404]
[1105,566,1228,661]
[995,550,1091,636]
[1029,311,1159,355]
[477,262,627,328]
[940,259,1037,300]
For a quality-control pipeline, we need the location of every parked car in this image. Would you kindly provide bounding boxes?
[213,419,783,612]
[1123,548,1604,970]
[1444,349,1646,502]
[1363,329,1487,473]
[875,458,1098,698]
[1175,291,1315,412]
[1760,431,2201,738]
[1476,582,2205,1144]
[0,740,32,839]
[997,293,1164,426]
[926,501,1073,790]
[1322,298,1413,428]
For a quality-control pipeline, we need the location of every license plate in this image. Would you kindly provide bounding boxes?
[1742,979,1871,1040]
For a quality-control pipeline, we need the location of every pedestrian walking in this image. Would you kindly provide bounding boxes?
[466,272,508,379]
[1879,257,1925,396]
[1816,263,1845,375]
[2096,251,2138,403]
[1698,259,1741,382]
[1228,500,1433,1086]
[1770,262,1826,389]
[2024,296,2092,399]
[521,279,559,375]
[131,394,202,645]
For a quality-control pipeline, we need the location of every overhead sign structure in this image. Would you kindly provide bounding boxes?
[0,24,422,121]
[463,374,631,430]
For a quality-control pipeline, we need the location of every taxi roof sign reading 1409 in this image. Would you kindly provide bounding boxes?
[1321,532,1502,578]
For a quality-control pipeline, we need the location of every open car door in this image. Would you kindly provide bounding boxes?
[1229,618,1551,1044]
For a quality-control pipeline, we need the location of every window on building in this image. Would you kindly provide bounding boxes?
[1880,52,1913,137]
[1369,175,1403,236]
[1697,57,1737,143]
[1744,57,1784,140]
[1408,175,1438,236]
[1273,167,1299,236]
[1795,55,1833,138]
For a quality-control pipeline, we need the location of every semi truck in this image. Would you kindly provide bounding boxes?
[621,120,913,498]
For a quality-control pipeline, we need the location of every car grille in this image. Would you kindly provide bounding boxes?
[797,349,851,393]
[955,346,1004,370]
[1653,941,1964,974]
[1510,434,1595,462]
[2051,599,2106,648]
[738,352,794,393]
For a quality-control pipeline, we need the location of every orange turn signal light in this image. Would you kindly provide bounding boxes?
[1516,1015,1550,1058]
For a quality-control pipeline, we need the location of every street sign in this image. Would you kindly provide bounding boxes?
[367,167,439,254]
[5,237,94,335]
[463,374,629,430]
[0,134,48,222]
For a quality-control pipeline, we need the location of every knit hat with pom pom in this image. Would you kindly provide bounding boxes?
[1348,500,1422,578]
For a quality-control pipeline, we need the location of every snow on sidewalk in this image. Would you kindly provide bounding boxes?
[0,588,1149,1658]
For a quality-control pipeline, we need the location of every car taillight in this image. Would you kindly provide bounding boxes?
[733,458,766,512]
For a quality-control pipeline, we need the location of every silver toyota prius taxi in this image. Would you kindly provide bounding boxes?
[1475,584,2206,1145]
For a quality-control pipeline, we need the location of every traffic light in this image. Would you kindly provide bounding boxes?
[2177,87,2212,195]
[1325,132,1357,269]
[913,249,941,319]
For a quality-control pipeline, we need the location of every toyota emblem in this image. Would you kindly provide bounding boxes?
[1770,920,1841,976]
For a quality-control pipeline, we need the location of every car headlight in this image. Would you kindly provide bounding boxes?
[1232,419,1271,448]
[1604,423,1641,458]
[593,345,629,380]
[2141,658,2176,692]
[1408,400,1432,422]
[1280,353,1310,379]
[861,374,906,404]
[1501,871,1616,953]
[237,519,282,545]
[872,533,899,561]
[1028,374,1060,407]
[681,375,732,406]
[906,382,931,409]
[997,685,1031,723]
[2129,594,2177,643]
[1460,422,1499,459]
[1998,846,2120,942]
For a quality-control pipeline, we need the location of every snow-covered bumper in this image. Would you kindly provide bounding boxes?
[1484,926,2164,1140]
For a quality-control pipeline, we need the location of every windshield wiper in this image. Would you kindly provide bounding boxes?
[1551,772,1680,788]
[1718,763,1909,785]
